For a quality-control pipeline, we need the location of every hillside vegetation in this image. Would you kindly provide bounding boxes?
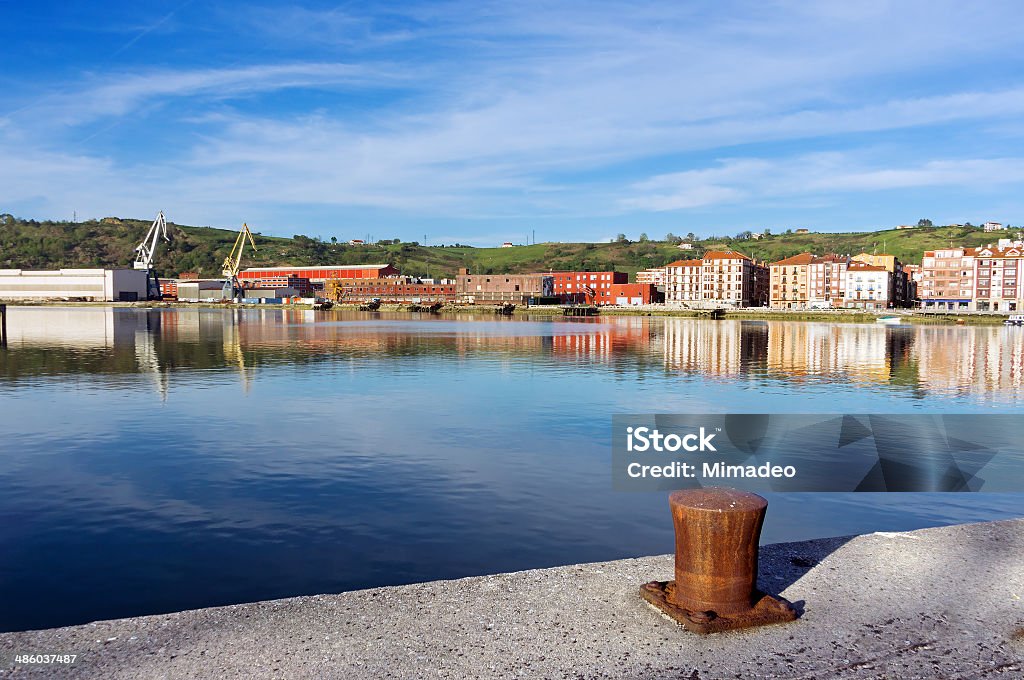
[0,214,1018,280]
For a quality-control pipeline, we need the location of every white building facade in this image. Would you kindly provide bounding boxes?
[844,262,891,309]
[0,269,149,302]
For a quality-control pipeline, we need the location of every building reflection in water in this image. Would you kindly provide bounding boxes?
[6,307,1024,400]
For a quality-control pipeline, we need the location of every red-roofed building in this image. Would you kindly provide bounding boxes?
[239,264,400,284]
[844,261,891,309]
[769,253,815,308]
[665,250,767,307]
[808,254,851,308]
[971,243,1024,312]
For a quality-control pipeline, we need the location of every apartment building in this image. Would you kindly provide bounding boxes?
[636,267,666,287]
[807,254,850,308]
[973,243,1024,312]
[852,253,910,308]
[543,271,628,305]
[664,250,766,307]
[919,248,975,310]
[664,258,703,303]
[844,261,891,309]
[769,253,814,308]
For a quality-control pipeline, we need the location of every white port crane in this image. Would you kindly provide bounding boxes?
[133,211,170,299]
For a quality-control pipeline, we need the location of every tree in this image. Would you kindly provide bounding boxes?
[330,236,338,244]
[685,232,696,242]
[639,232,649,242]
[763,228,771,236]
[664,232,681,244]
[615,233,628,243]
[736,230,752,240]
[917,218,933,227]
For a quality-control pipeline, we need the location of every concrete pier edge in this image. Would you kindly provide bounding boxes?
[2,518,1022,679]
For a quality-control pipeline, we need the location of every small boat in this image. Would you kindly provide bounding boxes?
[495,303,515,315]
[875,315,902,325]
[1004,314,1024,326]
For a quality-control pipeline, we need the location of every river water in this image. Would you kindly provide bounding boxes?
[1,306,1022,631]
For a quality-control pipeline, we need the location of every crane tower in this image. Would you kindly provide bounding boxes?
[221,223,258,300]
[133,211,170,299]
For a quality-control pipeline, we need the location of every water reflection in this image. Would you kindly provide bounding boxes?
[5,307,1024,403]
[1,306,1023,632]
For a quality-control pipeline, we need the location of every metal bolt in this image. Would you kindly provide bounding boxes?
[640,486,797,633]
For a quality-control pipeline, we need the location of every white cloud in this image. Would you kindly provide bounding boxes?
[622,155,1024,212]
[4,0,1024,230]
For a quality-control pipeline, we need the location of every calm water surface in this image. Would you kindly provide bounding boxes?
[1,306,1023,631]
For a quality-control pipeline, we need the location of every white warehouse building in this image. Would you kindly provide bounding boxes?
[0,268,150,302]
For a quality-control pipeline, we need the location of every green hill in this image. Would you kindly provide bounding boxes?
[0,213,1018,280]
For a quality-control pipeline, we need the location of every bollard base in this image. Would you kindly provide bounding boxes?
[639,581,797,634]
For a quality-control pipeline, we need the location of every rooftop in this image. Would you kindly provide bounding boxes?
[771,252,815,266]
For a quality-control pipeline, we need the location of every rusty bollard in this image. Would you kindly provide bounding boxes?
[639,487,797,634]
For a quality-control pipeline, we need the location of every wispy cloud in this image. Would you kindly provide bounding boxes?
[3,0,1024,235]
[622,155,1024,212]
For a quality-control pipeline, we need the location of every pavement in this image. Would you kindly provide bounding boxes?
[1,519,1023,679]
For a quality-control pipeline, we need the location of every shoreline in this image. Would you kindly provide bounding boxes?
[1,518,1021,678]
[0,300,1010,325]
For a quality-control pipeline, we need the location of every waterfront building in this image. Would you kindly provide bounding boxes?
[769,253,814,308]
[972,243,1024,312]
[664,258,703,303]
[455,269,553,304]
[541,271,628,305]
[159,279,179,299]
[664,250,766,307]
[325,278,457,303]
[635,267,666,287]
[0,268,149,302]
[607,283,661,305]
[243,276,314,297]
[919,248,975,310]
[238,264,401,284]
[702,250,765,307]
[852,253,910,308]
[177,279,228,301]
[844,261,891,309]
[903,264,921,304]
[807,254,851,308]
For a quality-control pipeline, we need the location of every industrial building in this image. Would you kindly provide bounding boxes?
[0,269,149,302]
[455,269,553,304]
[238,265,400,284]
[325,278,457,303]
[176,280,227,302]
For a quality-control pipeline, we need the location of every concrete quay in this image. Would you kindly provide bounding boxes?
[1,519,1022,679]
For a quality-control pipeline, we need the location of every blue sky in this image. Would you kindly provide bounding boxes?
[3,1,1024,245]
